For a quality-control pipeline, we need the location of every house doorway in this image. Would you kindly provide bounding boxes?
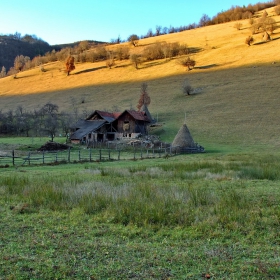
[97,133,104,142]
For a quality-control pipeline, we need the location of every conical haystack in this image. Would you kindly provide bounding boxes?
[172,123,196,152]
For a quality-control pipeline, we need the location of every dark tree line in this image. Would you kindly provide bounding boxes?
[0,103,77,141]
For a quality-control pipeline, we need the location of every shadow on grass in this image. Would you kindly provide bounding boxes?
[74,66,106,75]
[141,60,168,69]
[188,47,203,54]
[194,64,218,70]
[13,74,36,79]
[115,63,131,69]
[253,41,270,46]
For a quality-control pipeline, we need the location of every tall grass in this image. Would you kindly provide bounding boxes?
[1,154,279,230]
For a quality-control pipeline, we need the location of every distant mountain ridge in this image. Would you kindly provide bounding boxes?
[0,35,104,71]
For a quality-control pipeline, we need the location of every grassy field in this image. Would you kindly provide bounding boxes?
[1,6,280,279]
[1,144,280,279]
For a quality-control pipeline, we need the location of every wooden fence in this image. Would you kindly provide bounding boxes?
[0,147,175,167]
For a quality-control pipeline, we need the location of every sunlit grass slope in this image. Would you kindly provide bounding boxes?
[0,7,279,151]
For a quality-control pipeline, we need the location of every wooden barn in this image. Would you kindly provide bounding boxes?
[70,109,151,144]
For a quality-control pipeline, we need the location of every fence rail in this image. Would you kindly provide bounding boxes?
[0,147,176,167]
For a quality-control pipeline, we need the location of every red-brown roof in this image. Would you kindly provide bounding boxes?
[86,109,150,123]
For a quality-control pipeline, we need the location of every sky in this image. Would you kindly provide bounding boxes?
[1,0,256,45]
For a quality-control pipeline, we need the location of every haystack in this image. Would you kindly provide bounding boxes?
[172,123,196,152]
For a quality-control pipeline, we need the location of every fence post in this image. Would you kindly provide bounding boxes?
[134,148,136,160]
[28,152,31,165]
[99,149,102,161]
[108,149,111,160]
[55,152,58,162]
[12,150,15,166]
[43,151,45,164]
[141,149,143,159]
[78,150,81,161]
[118,150,120,161]
[89,148,92,162]
[68,148,71,163]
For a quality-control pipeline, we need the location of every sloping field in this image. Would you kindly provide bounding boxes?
[0,7,279,151]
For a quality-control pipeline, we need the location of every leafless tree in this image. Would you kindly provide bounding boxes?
[106,52,115,69]
[182,79,193,95]
[130,54,141,69]
[137,83,151,111]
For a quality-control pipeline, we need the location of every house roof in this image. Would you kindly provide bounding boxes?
[70,120,106,140]
[120,110,151,122]
[86,110,120,123]
[86,109,151,123]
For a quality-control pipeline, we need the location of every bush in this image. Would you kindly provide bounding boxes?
[245,36,254,46]
[130,54,141,69]
[234,22,243,30]
[275,5,280,15]
[179,57,196,70]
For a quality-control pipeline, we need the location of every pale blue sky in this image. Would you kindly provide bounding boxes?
[1,0,256,45]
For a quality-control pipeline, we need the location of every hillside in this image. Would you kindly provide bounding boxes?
[0,7,280,151]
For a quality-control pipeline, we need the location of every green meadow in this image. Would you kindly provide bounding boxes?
[1,140,280,279]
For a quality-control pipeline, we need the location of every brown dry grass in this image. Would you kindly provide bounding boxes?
[0,7,279,150]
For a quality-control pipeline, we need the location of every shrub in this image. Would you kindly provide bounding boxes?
[179,57,196,70]
[245,36,254,46]
[234,22,243,30]
[275,5,280,15]
[130,54,141,69]
[127,34,139,47]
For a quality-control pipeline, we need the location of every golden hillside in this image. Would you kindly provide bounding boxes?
[0,7,279,150]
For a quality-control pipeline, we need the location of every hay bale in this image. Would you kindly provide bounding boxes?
[123,123,130,131]
[172,124,196,152]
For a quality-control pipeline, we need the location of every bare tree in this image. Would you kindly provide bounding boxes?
[106,52,115,69]
[0,66,6,78]
[155,25,162,36]
[182,79,193,95]
[40,103,59,141]
[130,54,141,69]
[137,83,151,111]
[199,14,211,27]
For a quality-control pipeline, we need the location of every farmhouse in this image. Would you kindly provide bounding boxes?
[70,109,152,144]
